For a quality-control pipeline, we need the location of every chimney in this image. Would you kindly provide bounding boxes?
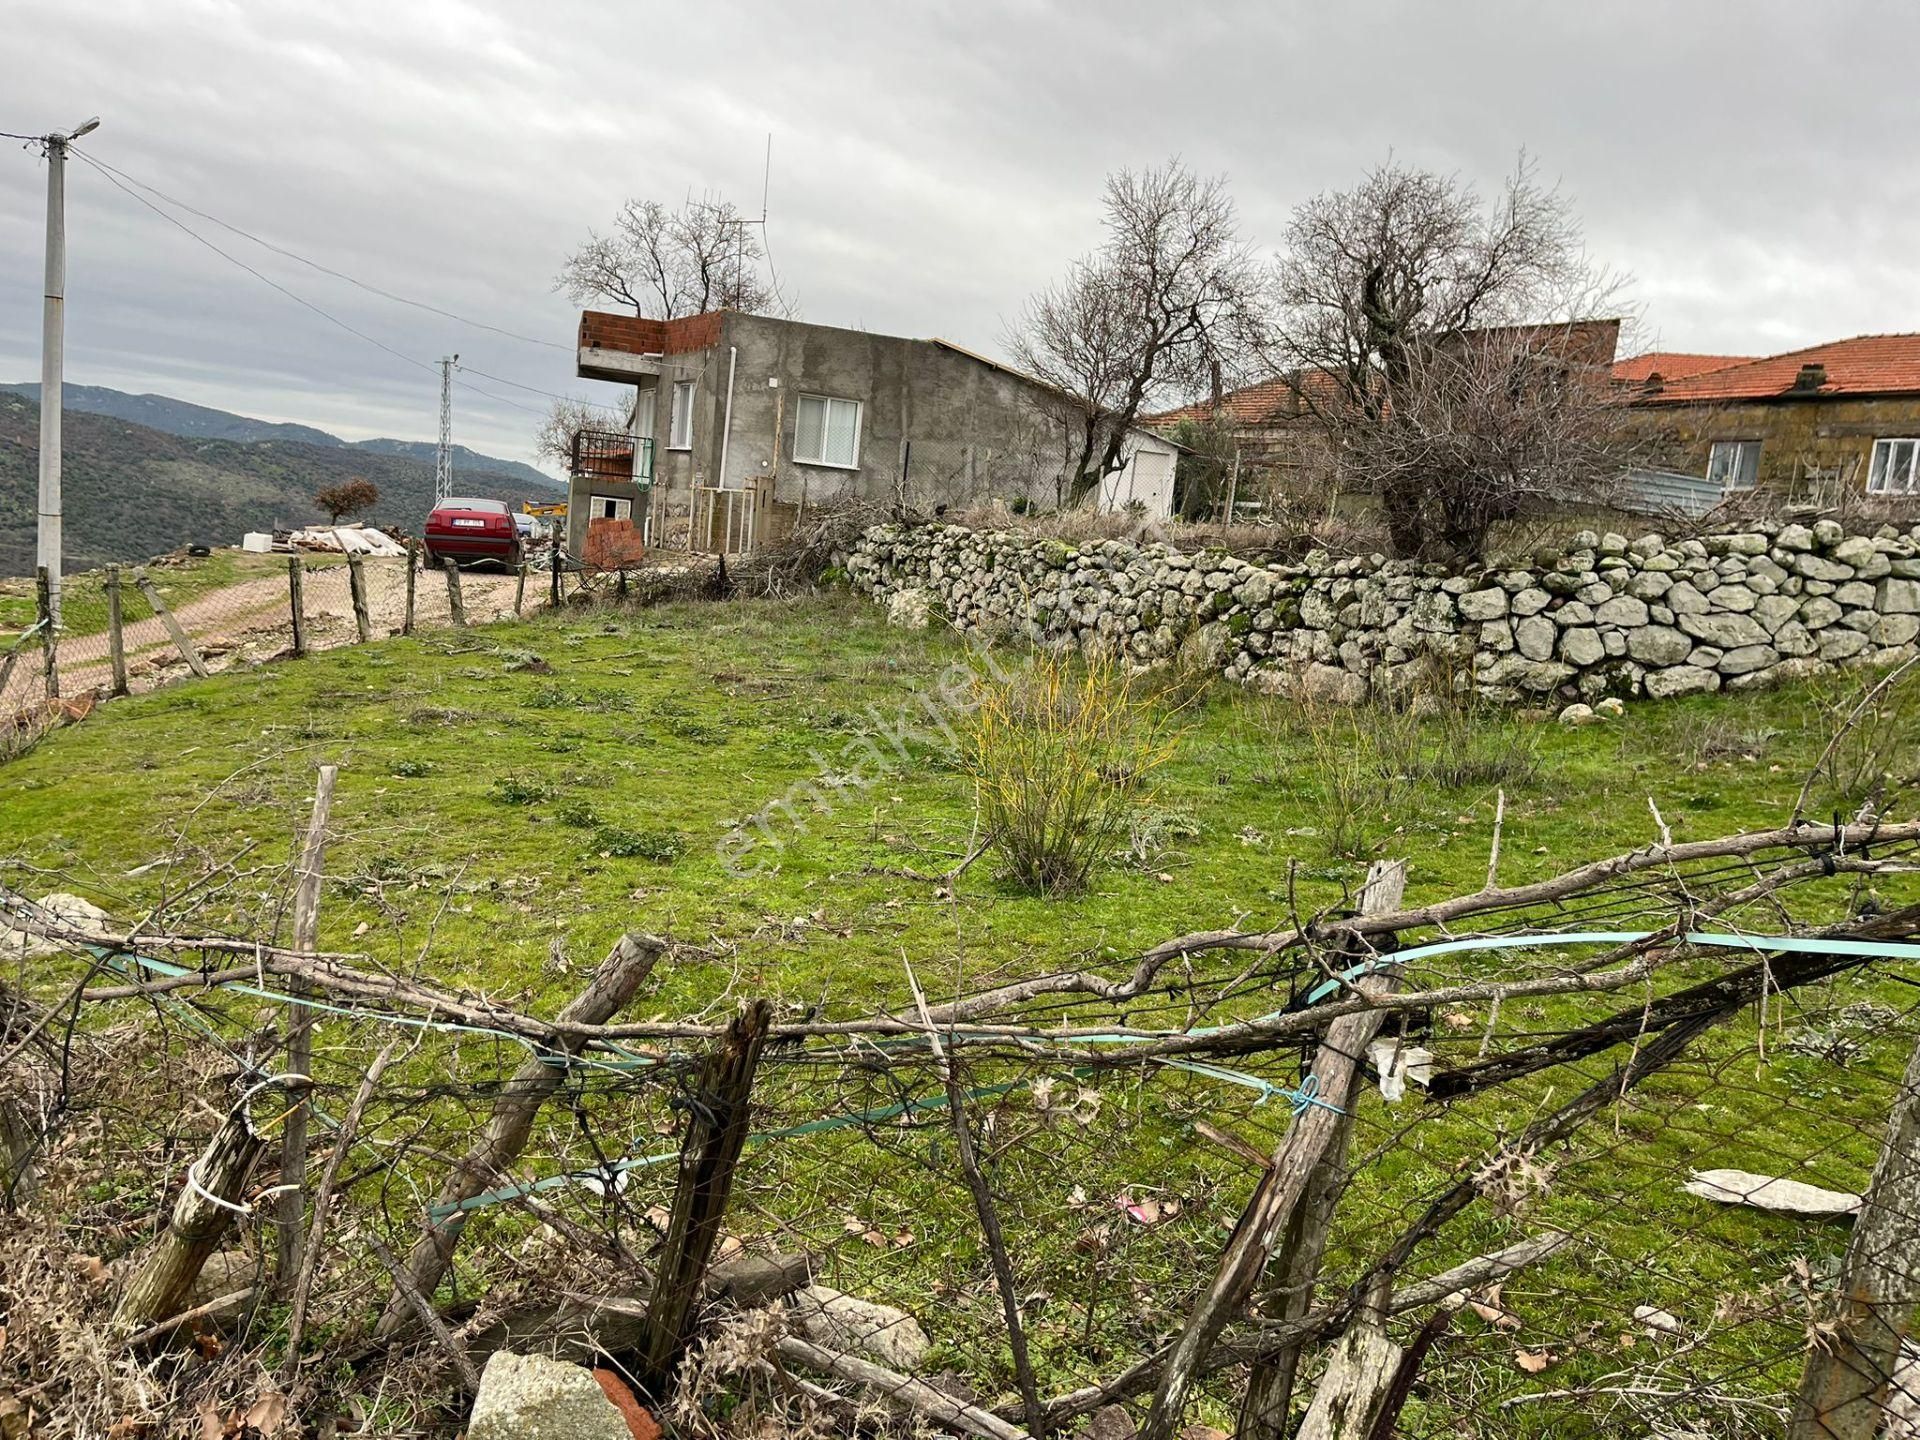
[1793,362,1827,391]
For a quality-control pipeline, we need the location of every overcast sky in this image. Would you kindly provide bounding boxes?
[3,1,1916,472]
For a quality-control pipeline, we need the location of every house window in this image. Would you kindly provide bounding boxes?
[793,394,863,468]
[1707,439,1761,491]
[668,380,694,450]
[590,495,632,522]
[1868,438,1920,494]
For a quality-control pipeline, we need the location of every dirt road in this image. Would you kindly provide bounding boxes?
[4,558,526,711]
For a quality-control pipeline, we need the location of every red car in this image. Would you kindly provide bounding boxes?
[423,497,523,569]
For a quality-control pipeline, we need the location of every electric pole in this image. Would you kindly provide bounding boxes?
[36,115,99,623]
[435,355,458,502]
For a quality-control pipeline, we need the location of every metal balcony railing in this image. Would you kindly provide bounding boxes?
[571,430,654,485]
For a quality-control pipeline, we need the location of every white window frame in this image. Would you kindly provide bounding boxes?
[668,380,695,451]
[633,388,656,440]
[590,494,633,522]
[1868,437,1920,495]
[1706,438,1762,491]
[792,393,864,470]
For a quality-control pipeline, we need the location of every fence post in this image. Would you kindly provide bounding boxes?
[1789,1027,1920,1438]
[404,540,418,636]
[345,551,372,644]
[550,531,562,609]
[287,557,307,658]
[275,764,336,1295]
[441,557,467,627]
[35,565,58,700]
[632,1000,772,1396]
[133,570,208,679]
[513,560,526,617]
[105,564,129,696]
[1239,858,1410,1440]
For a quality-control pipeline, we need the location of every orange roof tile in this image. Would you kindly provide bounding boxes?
[1635,334,1920,403]
[1611,352,1753,384]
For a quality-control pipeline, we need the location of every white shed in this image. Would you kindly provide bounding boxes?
[1095,429,1181,521]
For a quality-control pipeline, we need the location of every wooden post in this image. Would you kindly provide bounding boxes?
[513,560,526,617]
[345,550,372,643]
[1142,861,1408,1440]
[35,565,58,700]
[287,556,307,658]
[550,526,563,608]
[373,935,661,1340]
[133,569,208,678]
[441,557,466,627]
[404,540,418,636]
[274,765,337,1294]
[1790,1028,1920,1438]
[105,564,129,697]
[633,1000,772,1396]
[113,1077,307,1334]
[1239,858,1409,1440]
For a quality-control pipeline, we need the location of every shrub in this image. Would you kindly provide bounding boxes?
[489,774,556,806]
[314,476,378,524]
[591,824,686,862]
[554,798,599,828]
[1295,697,1413,860]
[965,649,1180,895]
[1804,659,1920,819]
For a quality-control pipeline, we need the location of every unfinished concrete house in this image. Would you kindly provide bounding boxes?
[568,309,1181,557]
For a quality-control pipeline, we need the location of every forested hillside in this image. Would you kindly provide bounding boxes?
[0,391,560,576]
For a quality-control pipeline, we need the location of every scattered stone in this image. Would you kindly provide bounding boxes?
[468,1353,633,1440]
[790,1285,931,1371]
[1594,696,1626,718]
[1556,702,1598,727]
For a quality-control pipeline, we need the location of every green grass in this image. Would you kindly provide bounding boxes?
[3,591,1913,1434]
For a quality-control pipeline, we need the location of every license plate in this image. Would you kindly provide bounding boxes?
[451,517,485,528]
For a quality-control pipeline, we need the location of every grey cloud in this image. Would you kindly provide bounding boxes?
[2,0,1916,469]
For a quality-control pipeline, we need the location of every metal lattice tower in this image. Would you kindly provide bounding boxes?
[434,355,457,501]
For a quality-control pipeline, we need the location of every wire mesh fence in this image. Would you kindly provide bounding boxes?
[4,801,1918,1437]
[0,551,546,739]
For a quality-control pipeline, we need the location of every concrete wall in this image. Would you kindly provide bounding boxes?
[616,314,1160,546]
[848,518,1920,706]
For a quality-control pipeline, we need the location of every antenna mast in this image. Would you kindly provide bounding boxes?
[435,355,458,501]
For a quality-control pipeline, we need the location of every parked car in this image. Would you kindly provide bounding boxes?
[423,497,522,569]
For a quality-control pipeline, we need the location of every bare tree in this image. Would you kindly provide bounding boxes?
[1275,156,1633,562]
[314,476,378,524]
[558,196,775,319]
[535,395,626,473]
[1012,161,1267,504]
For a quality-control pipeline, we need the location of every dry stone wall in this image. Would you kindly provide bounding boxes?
[845,519,1920,705]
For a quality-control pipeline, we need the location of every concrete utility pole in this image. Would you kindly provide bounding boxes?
[37,115,100,624]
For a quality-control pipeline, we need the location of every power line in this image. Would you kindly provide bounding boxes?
[75,150,572,354]
[69,149,556,418]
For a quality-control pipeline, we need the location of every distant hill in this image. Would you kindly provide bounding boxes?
[0,391,562,577]
[1,382,557,491]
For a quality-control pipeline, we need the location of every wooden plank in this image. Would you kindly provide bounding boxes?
[345,550,372,643]
[105,564,128,696]
[288,556,307,658]
[442,557,467,628]
[633,999,772,1394]
[372,934,661,1340]
[133,570,208,678]
[1294,1319,1402,1440]
[35,566,57,700]
[1239,858,1408,1440]
[776,1335,1032,1440]
[1142,860,1407,1440]
[274,764,337,1292]
[1790,1027,1920,1437]
[513,560,526,616]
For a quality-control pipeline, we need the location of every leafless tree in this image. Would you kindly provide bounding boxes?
[558,195,776,319]
[1274,156,1634,562]
[1012,161,1268,504]
[534,396,626,473]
